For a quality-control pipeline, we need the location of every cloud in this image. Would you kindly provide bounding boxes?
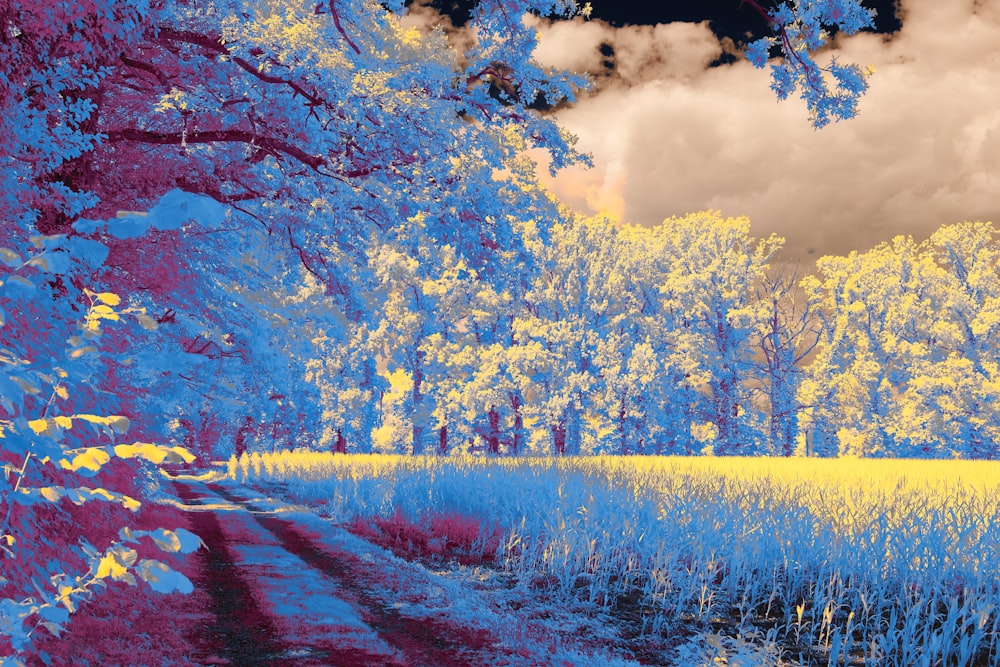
[527,15,725,85]
[532,0,1000,263]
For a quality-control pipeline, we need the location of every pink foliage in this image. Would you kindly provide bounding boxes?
[27,500,208,667]
[348,509,503,567]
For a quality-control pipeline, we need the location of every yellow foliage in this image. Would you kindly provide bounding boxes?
[94,292,121,306]
[384,368,413,393]
[114,443,196,465]
[39,487,63,503]
[27,419,51,436]
[95,546,137,582]
[89,304,119,321]
[59,448,112,474]
[74,414,131,434]
[95,552,128,580]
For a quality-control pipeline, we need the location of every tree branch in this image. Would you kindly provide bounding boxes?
[328,1,362,55]
[104,127,327,171]
[119,54,171,91]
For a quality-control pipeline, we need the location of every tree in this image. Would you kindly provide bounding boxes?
[1,0,885,660]
[920,222,1000,458]
[1,0,880,463]
[516,214,636,455]
[646,212,782,455]
[798,236,980,457]
[750,270,819,456]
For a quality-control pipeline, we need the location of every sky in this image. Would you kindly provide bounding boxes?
[410,0,1000,266]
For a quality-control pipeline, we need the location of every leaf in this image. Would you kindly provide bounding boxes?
[68,487,141,512]
[135,313,158,331]
[113,442,195,465]
[143,527,204,554]
[74,414,112,426]
[135,559,194,594]
[148,189,226,231]
[172,528,204,554]
[26,418,65,440]
[56,585,76,613]
[0,248,21,267]
[69,346,98,359]
[54,385,68,400]
[28,419,50,435]
[11,376,41,395]
[95,547,137,581]
[53,416,73,429]
[94,292,121,306]
[23,486,142,512]
[40,622,63,639]
[71,218,107,234]
[59,447,112,474]
[106,215,150,239]
[26,251,70,275]
[108,416,130,435]
[40,487,63,503]
[38,605,69,625]
[4,275,35,294]
[90,304,119,321]
[147,528,181,553]
[73,414,130,435]
[63,237,109,269]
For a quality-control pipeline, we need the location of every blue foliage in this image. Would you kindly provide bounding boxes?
[746,39,771,69]
[147,188,227,231]
[747,0,876,127]
[72,190,226,238]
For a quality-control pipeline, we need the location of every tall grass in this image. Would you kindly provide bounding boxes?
[227,452,1000,666]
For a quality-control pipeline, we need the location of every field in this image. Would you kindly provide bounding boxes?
[227,453,1000,666]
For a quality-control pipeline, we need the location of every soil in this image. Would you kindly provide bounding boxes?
[172,480,514,667]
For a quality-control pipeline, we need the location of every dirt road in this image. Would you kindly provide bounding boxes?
[171,480,640,667]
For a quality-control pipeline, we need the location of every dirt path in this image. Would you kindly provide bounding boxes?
[176,480,479,666]
[172,480,562,667]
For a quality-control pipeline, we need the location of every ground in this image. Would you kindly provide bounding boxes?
[165,477,656,667]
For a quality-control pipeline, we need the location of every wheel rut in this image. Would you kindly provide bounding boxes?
[173,480,500,667]
[174,483,286,666]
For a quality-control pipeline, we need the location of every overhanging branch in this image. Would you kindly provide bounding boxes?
[104,127,327,171]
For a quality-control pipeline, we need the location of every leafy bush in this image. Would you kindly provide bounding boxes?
[0,198,216,665]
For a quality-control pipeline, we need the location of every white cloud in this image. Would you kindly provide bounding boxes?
[535,0,1000,262]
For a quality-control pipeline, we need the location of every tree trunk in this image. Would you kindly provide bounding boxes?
[565,405,582,456]
[356,357,378,453]
[487,407,500,455]
[713,375,740,455]
[509,392,523,456]
[334,428,347,454]
[617,396,628,455]
[438,424,448,455]
[552,420,566,455]
[235,416,255,457]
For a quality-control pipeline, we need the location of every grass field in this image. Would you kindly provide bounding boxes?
[227,452,1000,666]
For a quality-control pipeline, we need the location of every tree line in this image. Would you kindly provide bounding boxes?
[296,212,1000,460]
